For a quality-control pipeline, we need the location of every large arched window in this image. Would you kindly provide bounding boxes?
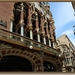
[13,2,29,36]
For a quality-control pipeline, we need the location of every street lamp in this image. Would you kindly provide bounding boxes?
[73,8,75,35]
[73,25,75,35]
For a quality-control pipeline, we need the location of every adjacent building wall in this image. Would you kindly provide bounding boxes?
[56,34,75,72]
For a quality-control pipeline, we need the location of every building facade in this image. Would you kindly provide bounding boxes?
[57,34,75,72]
[0,2,63,72]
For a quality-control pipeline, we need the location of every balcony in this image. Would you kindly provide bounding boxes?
[0,28,61,57]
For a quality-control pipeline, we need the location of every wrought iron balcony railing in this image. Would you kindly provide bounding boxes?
[0,28,61,56]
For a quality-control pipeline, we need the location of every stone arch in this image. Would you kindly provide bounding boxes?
[0,55,33,71]
[44,57,62,71]
[0,48,42,71]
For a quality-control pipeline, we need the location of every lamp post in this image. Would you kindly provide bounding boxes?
[73,8,75,35]
[73,25,75,35]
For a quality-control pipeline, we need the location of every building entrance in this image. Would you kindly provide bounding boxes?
[44,61,56,71]
[0,55,33,71]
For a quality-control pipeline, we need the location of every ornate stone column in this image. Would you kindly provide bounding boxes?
[29,25,33,40]
[43,34,46,45]
[20,20,24,36]
[37,32,40,42]
[47,23,51,47]
[41,15,46,45]
[46,22,51,46]
[48,34,51,47]
[49,39,51,47]
[10,3,14,33]
[41,15,44,36]
[28,5,33,40]
[20,3,25,41]
[36,12,40,42]
[53,42,55,48]
[49,20,55,48]
[29,25,33,49]
[10,4,14,38]
[10,15,14,32]
[49,21,54,40]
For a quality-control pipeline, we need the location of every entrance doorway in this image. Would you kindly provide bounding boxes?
[44,61,56,71]
[0,55,33,71]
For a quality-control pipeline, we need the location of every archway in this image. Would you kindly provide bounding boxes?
[43,61,56,72]
[0,55,33,71]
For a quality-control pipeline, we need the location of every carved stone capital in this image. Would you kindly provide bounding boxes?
[42,32,45,36]
[29,24,32,27]
[48,34,50,38]
[51,37,54,42]
[20,3,25,8]
[36,28,39,32]
[10,15,14,21]
[20,20,24,23]
[20,20,25,26]
[29,24,33,30]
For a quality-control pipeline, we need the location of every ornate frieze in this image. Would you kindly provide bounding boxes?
[0,43,12,48]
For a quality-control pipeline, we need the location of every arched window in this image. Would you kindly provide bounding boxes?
[13,2,29,36]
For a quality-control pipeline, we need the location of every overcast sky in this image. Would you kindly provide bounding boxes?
[49,2,75,46]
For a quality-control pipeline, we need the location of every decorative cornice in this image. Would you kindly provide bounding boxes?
[0,43,12,48]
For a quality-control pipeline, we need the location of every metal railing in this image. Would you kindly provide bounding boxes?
[0,28,60,56]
